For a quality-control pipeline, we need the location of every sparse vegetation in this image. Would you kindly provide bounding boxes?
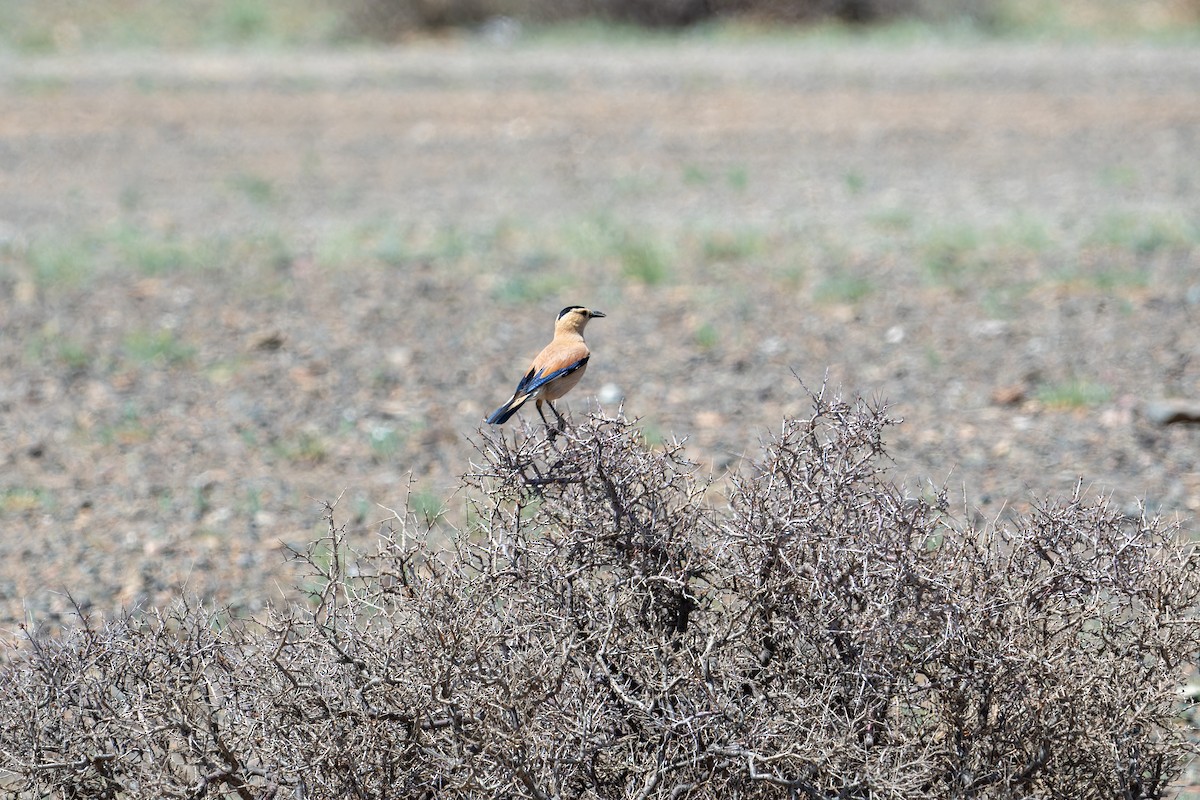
[617,232,672,285]
[2,15,1200,796]
[0,0,341,51]
[94,403,154,446]
[274,429,330,465]
[226,172,277,205]
[815,266,874,304]
[0,487,51,513]
[693,320,721,350]
[368,423,404,461]
[122,328,197,367]
[919,222,984,290]
[1036,378,1113,409]
[493,267,574,305]
[1086,211,1200,256]
[699,228,765,263]
[22,236,96,289]
[868,206,915,231]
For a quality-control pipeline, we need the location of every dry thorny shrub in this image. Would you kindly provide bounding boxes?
[3,391,1200,798]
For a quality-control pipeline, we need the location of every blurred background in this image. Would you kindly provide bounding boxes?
[2,0,1199,47]
[0,0,1198,659]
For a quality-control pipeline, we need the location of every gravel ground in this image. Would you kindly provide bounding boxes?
[0,39,1198,640]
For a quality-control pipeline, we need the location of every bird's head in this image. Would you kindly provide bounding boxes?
[555,305,605,334]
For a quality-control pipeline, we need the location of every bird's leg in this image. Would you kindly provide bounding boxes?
[547,400,566,433]
[536,399,553,430]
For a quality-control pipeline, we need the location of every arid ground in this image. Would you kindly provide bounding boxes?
[1,39,1198,644]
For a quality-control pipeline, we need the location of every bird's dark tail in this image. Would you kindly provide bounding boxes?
[486,394,526,425]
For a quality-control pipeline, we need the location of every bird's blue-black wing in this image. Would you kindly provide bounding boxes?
[514,355,589,395]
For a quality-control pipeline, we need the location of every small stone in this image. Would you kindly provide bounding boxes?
[387,347,411,368]
[1141,399,1200,426]
[248,330,285,352]
[598,383,623,405]
[759,337,784,356]
[991,384,1027,406]
[971,319,1008,338]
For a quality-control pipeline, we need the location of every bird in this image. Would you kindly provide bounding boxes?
[487,305,605,432]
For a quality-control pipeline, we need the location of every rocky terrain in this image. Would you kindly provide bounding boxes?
[0,39,1198,638]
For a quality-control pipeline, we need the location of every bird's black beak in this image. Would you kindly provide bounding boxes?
[590,310,606,318]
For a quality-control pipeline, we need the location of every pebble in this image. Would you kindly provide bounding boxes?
[598,383,623,405]
[1141,399,1200,426]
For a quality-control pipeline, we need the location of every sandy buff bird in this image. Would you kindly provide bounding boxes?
[487,305,605,431]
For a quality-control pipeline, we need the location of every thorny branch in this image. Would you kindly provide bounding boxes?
[2,395,1198,798]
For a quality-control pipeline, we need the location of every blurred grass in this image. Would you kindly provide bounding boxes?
[0,0,1197,52]
[122,329,197,367]
[1035,378,1113,409]
[7,207,1194,318]
[0,0,344,52]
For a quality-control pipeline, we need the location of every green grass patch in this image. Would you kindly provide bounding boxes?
[12,224,222,291]
[12,76,70,94]
[493,267,573,305]
[693,322,721,352]
[914,216,1056,292]
[682,165,748,190]
[979,281,1035,319]
[986,0,1200,41]
[699,228,765,263]
[726,166,749,191]
[412,225,477,264]
[869,207,916,232]
[226,172,277,206]
[1098,164,1138,189]
[617,234,672,285]
[1086,212,1199,255]
[273,430,329,465]
[0,487,54,514]
[993,214,1054,252]
[1036,379,1112,410]
[314,220,474,269]
[22,236,97,289]
[918,223,984,289]
[95,403,154,445]
[814,268,874,304]
[0,0,342,52]
[372,225,411,267]
[314,225,373,269]
[54,339,92,371]
[122,329,197,367]
[843,170,866,195]
[368,424,403,463]
[683,165,711,186]
[115,225,211,274]
[24,330,93,372]
[211,0,272,44]
[560,216,673,286]
[1054,261,1151,292]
